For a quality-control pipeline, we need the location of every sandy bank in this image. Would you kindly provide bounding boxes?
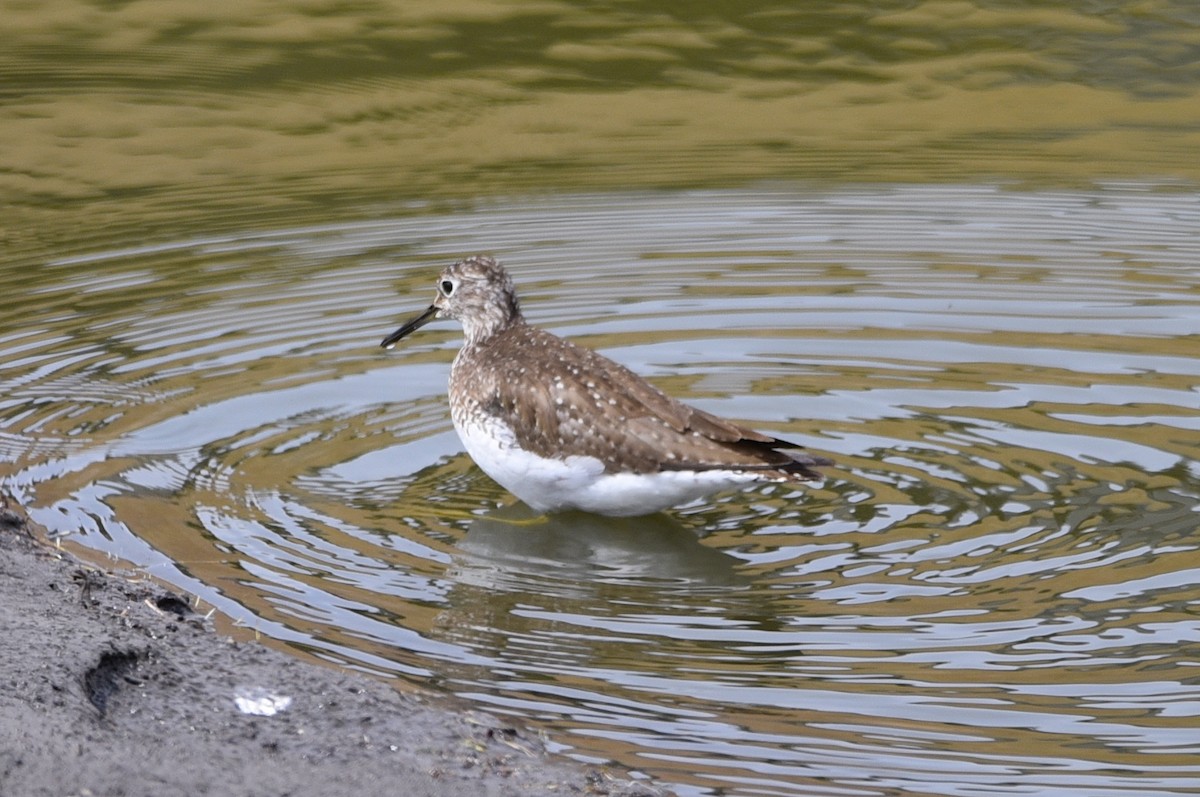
[0,499,665,797]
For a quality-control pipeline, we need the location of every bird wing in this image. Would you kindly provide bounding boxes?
[477,325,827,478]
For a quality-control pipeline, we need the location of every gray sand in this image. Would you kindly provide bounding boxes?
[0,500,666,797]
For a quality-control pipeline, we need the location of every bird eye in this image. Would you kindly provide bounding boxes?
[440,279,454,295]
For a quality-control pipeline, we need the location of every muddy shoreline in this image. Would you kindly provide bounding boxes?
[0,500,665,797]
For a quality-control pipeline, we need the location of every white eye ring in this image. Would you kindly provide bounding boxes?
[440,279,455,296]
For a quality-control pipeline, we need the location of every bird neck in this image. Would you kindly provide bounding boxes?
[461,297,524,346]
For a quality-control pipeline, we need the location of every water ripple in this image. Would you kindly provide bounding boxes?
[3,185,1199,796]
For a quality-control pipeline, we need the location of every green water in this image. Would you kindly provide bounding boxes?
[3,3,1200,796]
[6,0,1200,246]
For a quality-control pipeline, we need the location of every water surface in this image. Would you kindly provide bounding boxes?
[4,2,1200,795]
[4,185,1199,796]
[6,0,1200,250]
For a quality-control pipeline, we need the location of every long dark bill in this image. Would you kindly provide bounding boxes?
[381,305,438,349]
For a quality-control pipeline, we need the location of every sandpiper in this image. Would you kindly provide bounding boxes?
[381,255,831,517]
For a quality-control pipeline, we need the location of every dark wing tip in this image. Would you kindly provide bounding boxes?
[771,437,833,481]
[655,433,833,480]
[778,454,832,481]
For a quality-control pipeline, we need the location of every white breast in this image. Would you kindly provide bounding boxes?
[453,412,762,516]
